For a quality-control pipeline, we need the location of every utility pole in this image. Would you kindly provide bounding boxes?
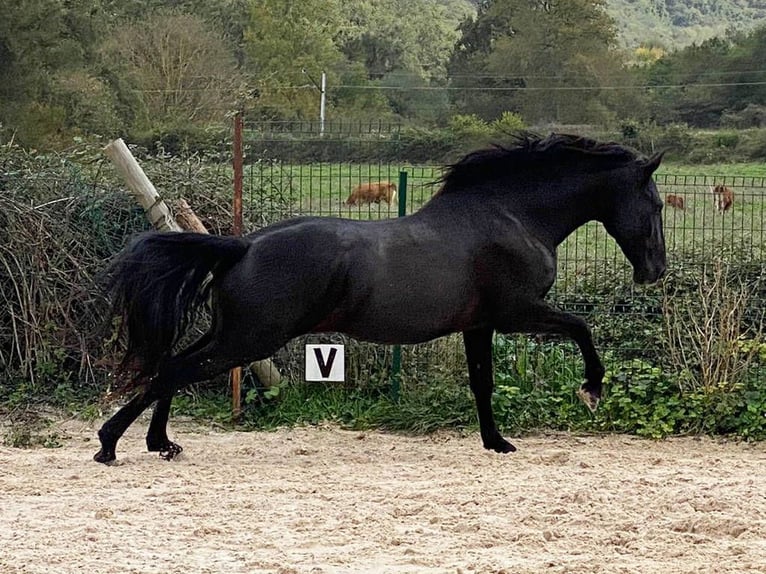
[320,71,326,138]
[303,69,326,137]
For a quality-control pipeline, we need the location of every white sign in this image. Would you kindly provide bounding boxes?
[305,344,345,382]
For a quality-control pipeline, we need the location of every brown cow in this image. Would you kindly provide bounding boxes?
[710,184,734,212]
[345,181,397,206]
[665,194,685,210]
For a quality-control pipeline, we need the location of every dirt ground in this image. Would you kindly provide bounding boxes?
[1,420,765,574]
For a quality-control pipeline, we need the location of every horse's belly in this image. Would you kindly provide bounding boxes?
[339,290,482,345]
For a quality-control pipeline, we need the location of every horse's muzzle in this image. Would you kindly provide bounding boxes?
[633,263,666,285]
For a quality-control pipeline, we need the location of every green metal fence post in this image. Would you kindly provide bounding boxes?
[390,170,408,401]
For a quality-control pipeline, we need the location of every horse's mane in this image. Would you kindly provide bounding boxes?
[437,132,641,195]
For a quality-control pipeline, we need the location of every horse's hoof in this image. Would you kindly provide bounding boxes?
[577,387,600,413]
[93,449,116,465]
[156,442,183,461]
[484,436,517,454]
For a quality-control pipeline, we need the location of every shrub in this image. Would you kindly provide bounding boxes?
[130,124,230,158]
[491,111,526,136]
[12,102,68,149]
[663,258,765,396]
[447,114,492,138]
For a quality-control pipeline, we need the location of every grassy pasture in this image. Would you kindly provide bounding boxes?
[243,161,442,223]
[243,159,766,210]
[658,162,766,178]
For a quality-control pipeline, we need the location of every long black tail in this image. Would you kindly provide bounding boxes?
[105,231,249,378]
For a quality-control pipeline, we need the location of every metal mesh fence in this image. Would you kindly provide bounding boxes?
[241,122,766,392]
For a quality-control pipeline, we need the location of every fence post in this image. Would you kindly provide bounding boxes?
[390,170,408,401]
[231,112,244,419]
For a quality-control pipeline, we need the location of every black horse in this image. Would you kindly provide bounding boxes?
[94,133,666,464]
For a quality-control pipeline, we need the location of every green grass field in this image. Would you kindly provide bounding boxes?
[658,162,766,178]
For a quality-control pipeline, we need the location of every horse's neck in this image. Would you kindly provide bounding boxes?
[500,183,599,249]
[424,179,601,248]
[523,199,594,248]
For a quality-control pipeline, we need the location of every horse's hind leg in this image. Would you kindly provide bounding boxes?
[144,333,214,460]
[146,397,180,460]
[463,328,516,454]
[93,333,242,464]
[94,386,160,464]
[95,381,186,464]
[141,335,285,461]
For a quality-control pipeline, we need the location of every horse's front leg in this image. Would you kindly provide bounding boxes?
[146,396,183,460]
[548,311,604,412]
[512,305,605,412]
[463,328,516,453]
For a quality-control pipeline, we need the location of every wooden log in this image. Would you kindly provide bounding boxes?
[103,139,181,232]
[172,199,208,233]
[249,357,281,390]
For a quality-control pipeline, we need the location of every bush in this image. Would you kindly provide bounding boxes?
[721,104,766,129]
[737,129,766,161]
[130,124,230,158]
[610,123,766,163]
[448,114,492,138]
[0,144,144,407]
[491,111,526,136]
[12,102,69,149]
[0,142,243,408]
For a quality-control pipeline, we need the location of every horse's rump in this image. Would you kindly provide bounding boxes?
[106,232,249,378]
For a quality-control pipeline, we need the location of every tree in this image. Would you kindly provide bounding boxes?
[336,0,472,122]
[642,26,766,128]
[447,1,519,120]
[101,0,252,66]
[101,9,244,131]
[243,0,346,120]
[339,0,472,82]
[448,0,628,126]
[722,26,766,115]
[0,0,112,145]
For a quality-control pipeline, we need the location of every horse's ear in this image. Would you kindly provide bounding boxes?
[644,150,666,176]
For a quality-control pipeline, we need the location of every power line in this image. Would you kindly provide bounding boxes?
[327,81,766,91]
[370,68,766,80]
[132,79,766,94]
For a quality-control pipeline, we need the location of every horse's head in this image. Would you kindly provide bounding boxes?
[602,151,666,284]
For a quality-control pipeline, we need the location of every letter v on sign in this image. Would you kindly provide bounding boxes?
[314,347,336,378]
[305,344,345,382]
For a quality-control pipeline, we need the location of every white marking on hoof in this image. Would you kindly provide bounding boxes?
[577,388,600,413]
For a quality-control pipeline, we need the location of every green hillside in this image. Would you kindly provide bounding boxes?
[606,0,766,48]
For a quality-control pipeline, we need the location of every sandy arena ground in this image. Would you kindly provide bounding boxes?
[1,421,765,574]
